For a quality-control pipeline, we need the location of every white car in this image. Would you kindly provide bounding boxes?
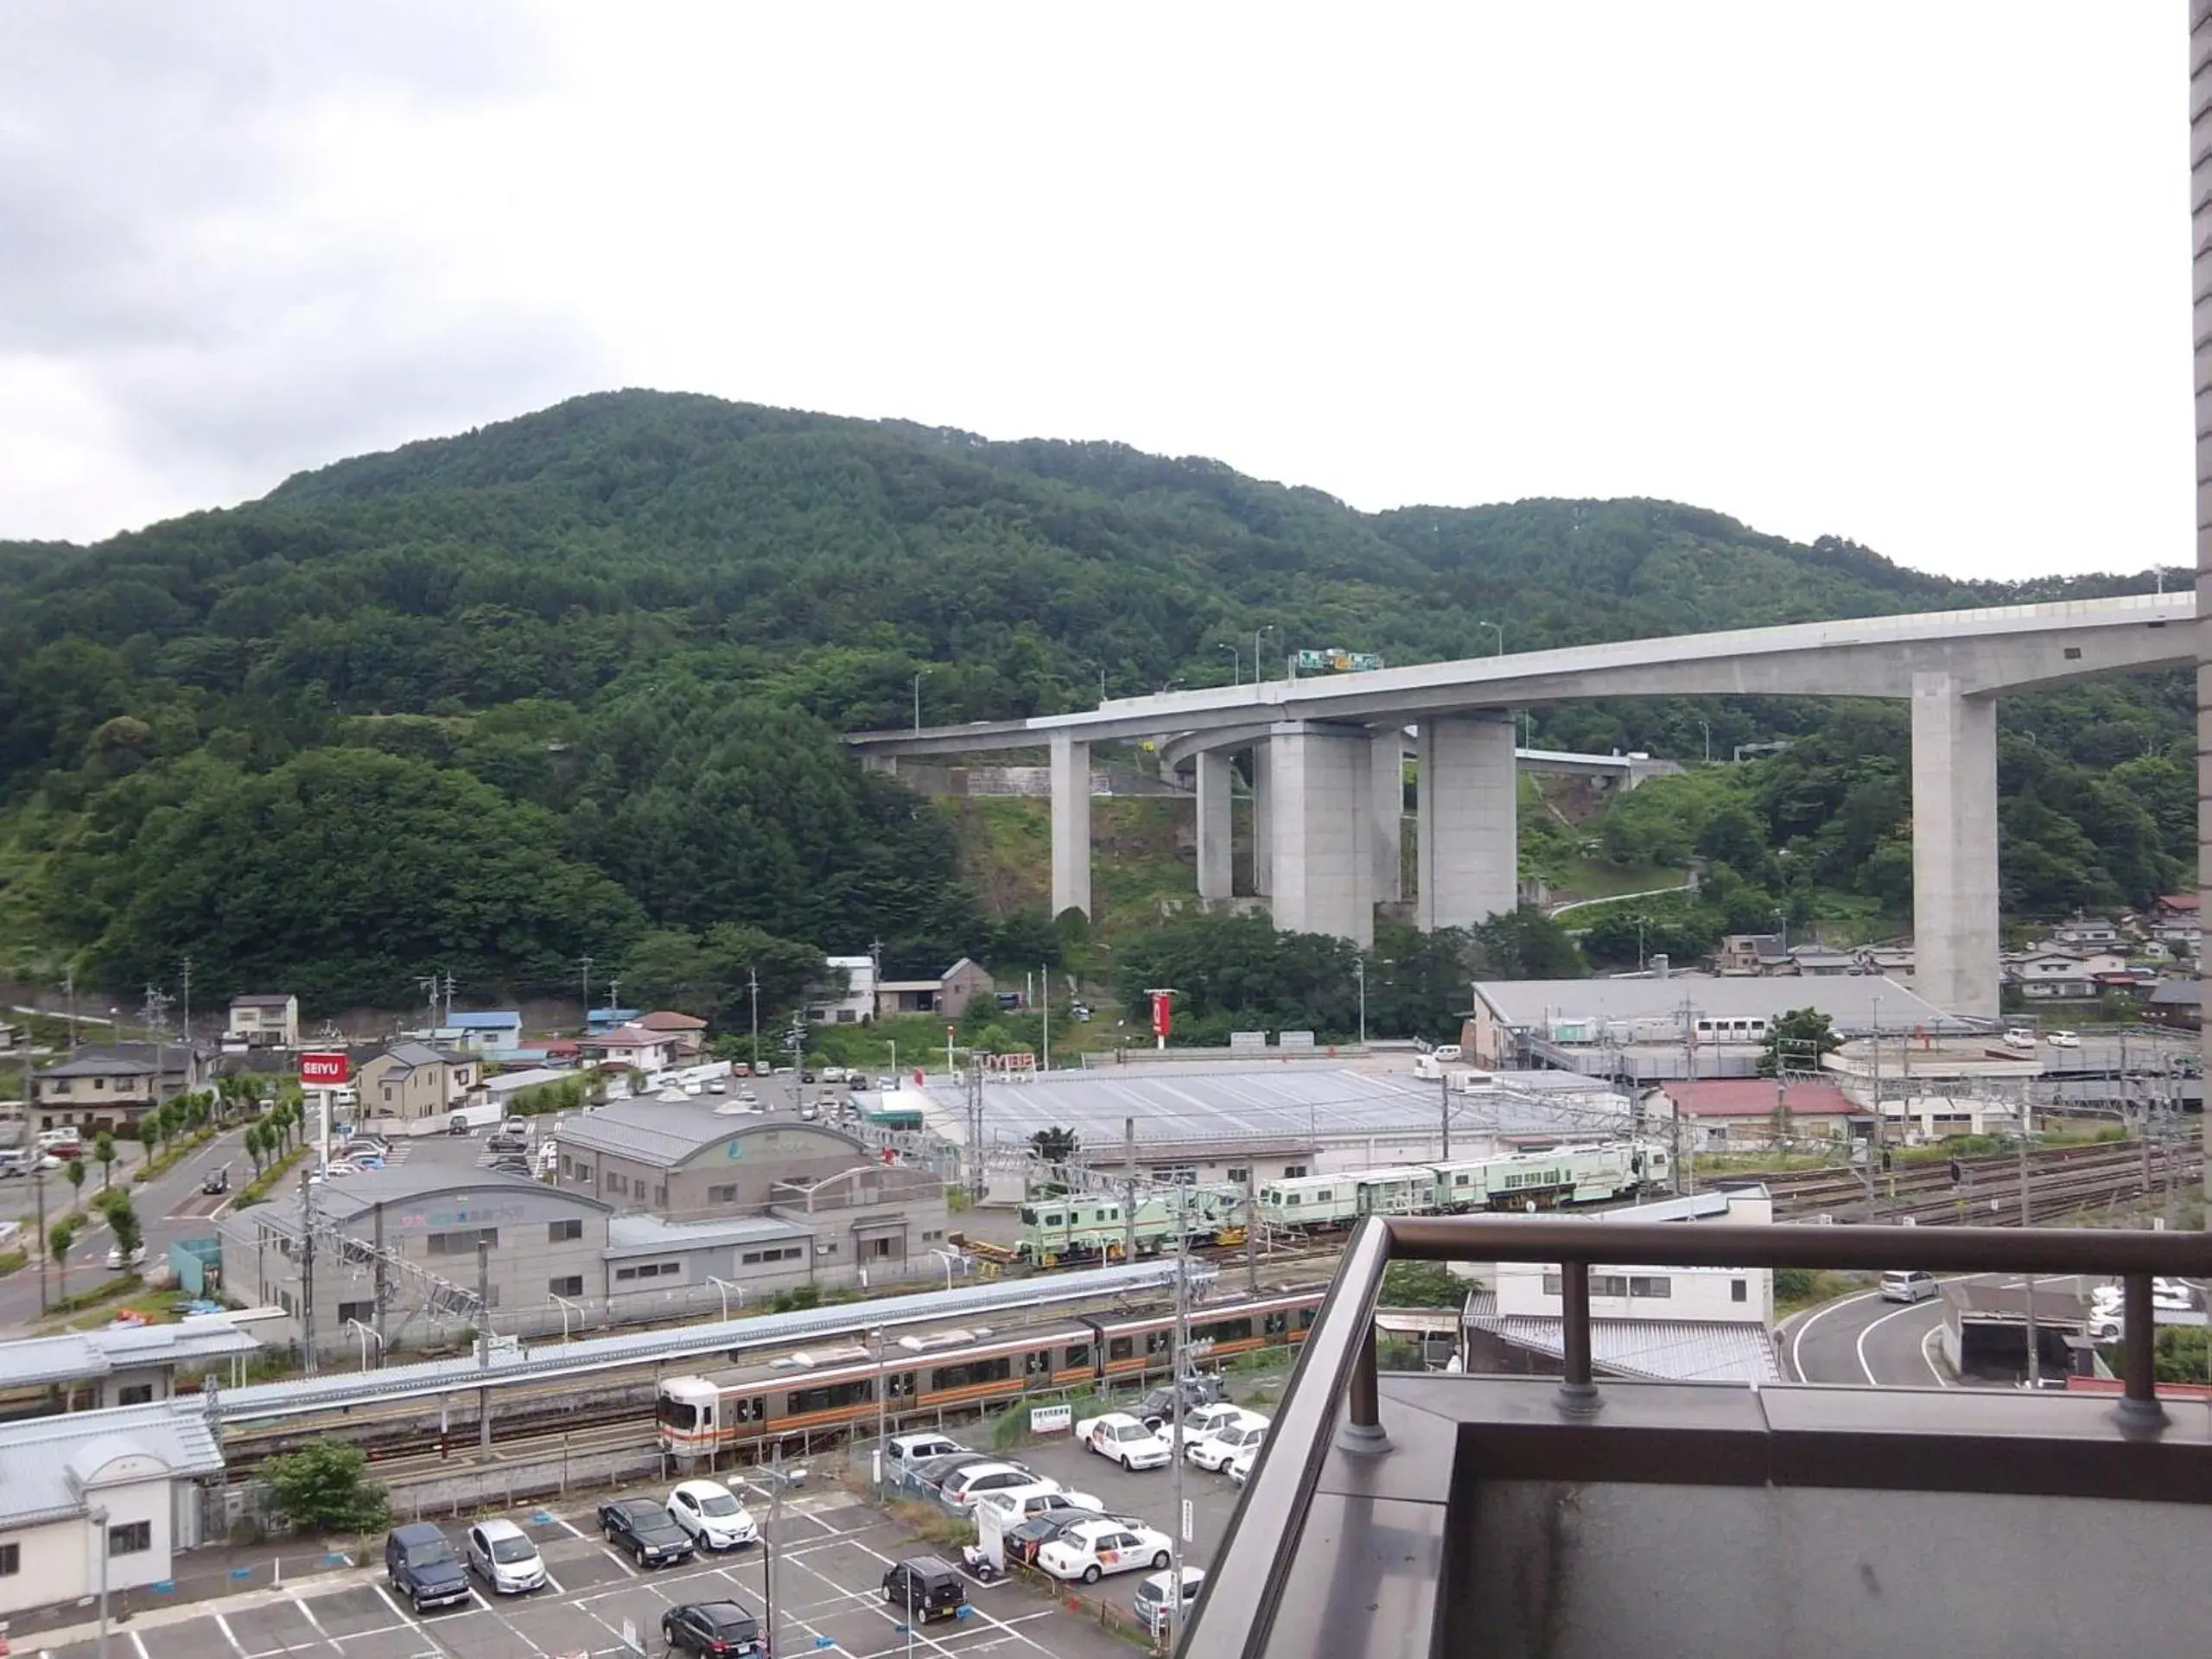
[973,1484,1104,1526]
[2045,1029,2082,1049]
[2002,1029,2037,1051]
[1134,1567,1206,1636]
[1228,1442,1259,1485]
[105,1243,149,1270]
[1175,1402,1251,1447]
[1080,1412,1174,1470]
[885,1432,966,1475]
[1187,1413,1268,1471]
[938,1462,1049,1513]
[464,1518,547,1593]
[1039,1518,1174,1584]
[666,1479,759,1549]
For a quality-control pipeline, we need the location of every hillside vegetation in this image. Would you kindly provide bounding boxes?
[0,390,2188,1012]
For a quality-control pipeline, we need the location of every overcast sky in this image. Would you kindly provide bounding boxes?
[0,3,2186,581]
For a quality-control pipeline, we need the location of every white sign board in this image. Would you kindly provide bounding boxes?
[1030,1404,1073,1433]
[1181,1498,1194,1543]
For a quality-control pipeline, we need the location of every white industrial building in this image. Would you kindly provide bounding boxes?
[1461,1185,1780,1384]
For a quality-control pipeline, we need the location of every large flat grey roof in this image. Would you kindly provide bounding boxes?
[606,1211,810,1258]
[1476,975,1959,1032]
[913,1065,1627,1150]
[556,1101,867,1169]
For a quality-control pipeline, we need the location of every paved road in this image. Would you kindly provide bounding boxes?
[1782,1286,1951,1388]
[0,1124,250,1335]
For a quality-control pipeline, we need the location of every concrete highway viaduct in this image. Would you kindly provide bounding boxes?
[848,592,2195,1020]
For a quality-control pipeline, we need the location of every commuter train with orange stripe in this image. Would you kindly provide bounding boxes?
[654,1287,1326,1459]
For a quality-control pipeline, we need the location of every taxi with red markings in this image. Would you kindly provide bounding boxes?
[1037,1516,1174,1584]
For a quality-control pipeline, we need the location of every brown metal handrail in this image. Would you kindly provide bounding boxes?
[1179,1217,2212,1658]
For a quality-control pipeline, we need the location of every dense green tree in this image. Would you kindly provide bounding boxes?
[1468,907,1586,981]
[1759,1007,1842,1077]
[263,1440,390,1533]
[618,924,832,1032]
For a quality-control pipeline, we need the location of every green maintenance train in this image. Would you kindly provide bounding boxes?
[1256,1140,1670,1234]
[1013,1185,1246,1267]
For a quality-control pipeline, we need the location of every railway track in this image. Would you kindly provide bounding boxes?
[1764,1136,2198,1215]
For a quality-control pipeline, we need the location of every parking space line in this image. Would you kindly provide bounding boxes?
[126,1630,151,1659]
[292,1595,344,1649]
[368,1583,454,1656]
[598,1545,640,1577]
[213,1612,250,1656]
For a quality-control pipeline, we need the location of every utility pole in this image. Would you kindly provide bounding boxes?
[1123,1117,1138,1262]
[579,957,593,1029]
[300,1161,319,1376]
[1439,1071,1452,1162]
[1354,957,1367,1048]
[1040,966,1051,1071]
[180,955,193,1050]
[2019,1116,2039,1388]
[443,971,457,1029]
[747,968,760,1071]
[1244,1170,1261,1295]
[34,1158,49,1313]
[964,1064,986,1200]
[64,964,77,1049]
[1167,1181,1191,1649]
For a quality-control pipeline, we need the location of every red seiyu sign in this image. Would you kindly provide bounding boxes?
[299,1052,350,1086]
[1150,992,1173,1039]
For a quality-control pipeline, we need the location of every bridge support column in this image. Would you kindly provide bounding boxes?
[1911,673,1999,1019]
[1196,750,1234,901]
[859,753,898,777]
[1372,730,1406,903]
[1250,744,1273,896]
[1416,713,1518,930]
[1050,732,1091,920]
[1267,723,1375,945]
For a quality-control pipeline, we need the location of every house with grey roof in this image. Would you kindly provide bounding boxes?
[0,1317,262,1415]
[355,1041,480,1126]
[0,1404,226,1618]
[31,1043,213,1133]
[223,993,298,1050]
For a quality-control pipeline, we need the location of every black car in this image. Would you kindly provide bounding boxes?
[1135,1375,1228,1427]
[384,1523,471,1612]
[200,1164,231,1195]
[882,1555,967,1622]
[662,1599,765,1656]
[597,1497,696,1568]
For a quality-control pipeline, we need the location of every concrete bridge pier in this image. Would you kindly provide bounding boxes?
[1415,712,1519,931]
[1196,749,1235,900]
[1250,742,1274,896]
[1911,672,2000,1020]
[1373,729,1407,903]
[1050,731,1091,919]
[1266,721,1376,945]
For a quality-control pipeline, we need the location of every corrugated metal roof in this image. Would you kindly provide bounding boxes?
[1467,1313,1780,1385]
[193,1258,1201,1422]
[0,1318,262,1390]
[0,1409,225,1527]
[1478,975,1957,1033]
[556,1102,868,1169]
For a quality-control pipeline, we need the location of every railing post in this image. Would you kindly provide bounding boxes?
[1338,1318,1390,1453]
[2114,1271,2167,1432]
[1556,1261,1602,1416]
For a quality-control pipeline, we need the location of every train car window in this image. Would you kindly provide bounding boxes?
[788,1379,872,1414]
[887,1370,916,1399]
[1298,1307,1318,1330]
[1025,1349,1052,1376]
[1205,1317,1253,1343]
[1264,1311,1288,1335]
[1109,1337,1135,1361]
[1065,1342,1092,1369]
[931,1363,969,1390]
[657,1398,698,1430]
[1146,1330,1172,1356]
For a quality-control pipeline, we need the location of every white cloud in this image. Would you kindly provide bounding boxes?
[0,2,2186,581]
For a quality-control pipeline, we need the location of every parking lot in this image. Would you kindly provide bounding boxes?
[988,1427,1248,1585]
[27,1491,1136,1659]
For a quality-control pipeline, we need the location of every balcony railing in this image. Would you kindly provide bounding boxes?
[1181,1217,2212,1658]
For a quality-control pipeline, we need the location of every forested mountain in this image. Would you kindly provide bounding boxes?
[0,389,2187,1010]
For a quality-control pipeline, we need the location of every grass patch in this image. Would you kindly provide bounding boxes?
[232,1144,310,1209]
[1774,1268,1872,1320]
[0,1248,26,1277]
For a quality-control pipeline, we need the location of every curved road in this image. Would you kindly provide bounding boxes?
[1782,1287,1952,1388]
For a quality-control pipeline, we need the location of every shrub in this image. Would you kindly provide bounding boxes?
[262,1439,390,1534]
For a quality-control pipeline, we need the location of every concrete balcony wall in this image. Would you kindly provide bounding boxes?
[1459,1480,2212,1656]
